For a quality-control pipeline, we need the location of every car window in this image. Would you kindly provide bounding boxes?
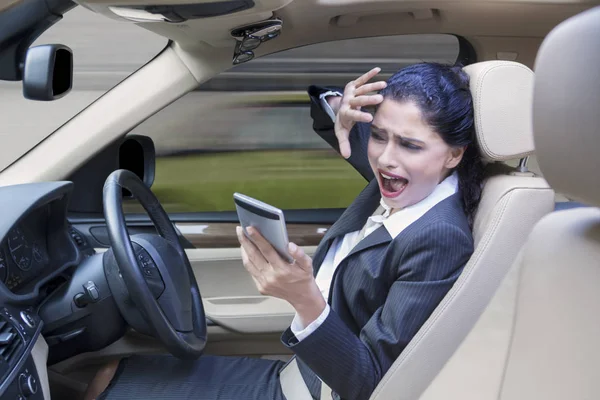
[128,34,460,213]
[0,6,167,172]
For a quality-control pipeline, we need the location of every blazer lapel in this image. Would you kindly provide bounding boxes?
[313,179,381,275]
[323,180,381,241]
[325,226,392,302]
[346,224,392,259]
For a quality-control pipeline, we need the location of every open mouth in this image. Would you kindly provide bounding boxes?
[378,170,409,198]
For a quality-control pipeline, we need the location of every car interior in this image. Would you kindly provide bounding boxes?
[0,0,598,399]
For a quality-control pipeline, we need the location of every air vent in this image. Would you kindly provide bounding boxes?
[0,317,24,367]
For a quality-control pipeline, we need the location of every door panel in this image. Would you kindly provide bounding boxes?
[186,246,318,333]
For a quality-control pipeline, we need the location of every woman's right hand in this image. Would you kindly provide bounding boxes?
[335,67,387,159]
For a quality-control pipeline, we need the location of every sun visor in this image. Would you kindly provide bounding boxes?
[110,0,255,23]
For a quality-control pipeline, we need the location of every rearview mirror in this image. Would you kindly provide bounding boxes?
[22,44,73,101]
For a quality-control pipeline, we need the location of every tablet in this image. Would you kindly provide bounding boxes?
[234,193,294,263]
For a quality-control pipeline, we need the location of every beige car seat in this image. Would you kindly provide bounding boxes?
[369,61,555,400]
[417,6,600,400]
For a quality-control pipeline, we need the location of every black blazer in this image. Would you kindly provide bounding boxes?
[280,86,474,400]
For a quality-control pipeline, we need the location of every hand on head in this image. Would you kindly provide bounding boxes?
[336,67,387,158]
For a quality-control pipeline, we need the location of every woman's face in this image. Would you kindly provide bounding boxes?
[367,99,465,211]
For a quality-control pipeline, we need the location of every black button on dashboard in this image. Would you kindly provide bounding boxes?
[84,281,100,302]
[8,316,27,339]
[19,373,37,397]
[19,311,35,329]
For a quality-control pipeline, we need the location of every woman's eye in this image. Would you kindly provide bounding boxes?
[370,131,385,141]
[401,141,422,151]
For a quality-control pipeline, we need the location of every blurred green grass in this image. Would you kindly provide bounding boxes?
[148,149,367,213]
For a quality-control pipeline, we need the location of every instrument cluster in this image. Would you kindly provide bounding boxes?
[0,207,50,292]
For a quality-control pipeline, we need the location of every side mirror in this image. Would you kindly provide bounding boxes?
[22,44,73,101]
[66,135,157,213]
[119,135,156,191]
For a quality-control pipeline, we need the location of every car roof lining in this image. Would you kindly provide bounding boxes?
[2,0,594,83]
[78,0,596,52]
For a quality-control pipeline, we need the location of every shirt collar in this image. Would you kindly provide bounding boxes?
[371,172,459,239]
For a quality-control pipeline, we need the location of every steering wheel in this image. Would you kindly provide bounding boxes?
[103,169,206,359]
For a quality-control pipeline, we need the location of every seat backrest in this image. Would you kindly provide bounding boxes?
[419,6,600,400]
[370,61,555,400]
[501,7,600,399]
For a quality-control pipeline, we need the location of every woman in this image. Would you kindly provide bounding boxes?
[95,63,483,400]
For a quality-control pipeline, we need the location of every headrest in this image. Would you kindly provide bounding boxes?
[463,61,535,162]
[533,7,600,207]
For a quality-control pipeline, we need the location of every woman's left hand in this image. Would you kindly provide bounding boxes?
[236,226,326,326]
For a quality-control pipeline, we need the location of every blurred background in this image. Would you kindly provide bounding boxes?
[0,7,463,213]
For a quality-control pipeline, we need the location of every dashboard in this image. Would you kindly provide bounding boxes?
[0,181,84,400]
[0,207,51,292]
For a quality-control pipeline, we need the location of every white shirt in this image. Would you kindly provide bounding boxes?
[319,90,342,121]
[290,172,459,341]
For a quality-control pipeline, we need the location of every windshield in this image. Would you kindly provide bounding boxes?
[0,6,166,172]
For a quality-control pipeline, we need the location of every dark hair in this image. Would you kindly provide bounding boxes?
[379,63,484,227]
